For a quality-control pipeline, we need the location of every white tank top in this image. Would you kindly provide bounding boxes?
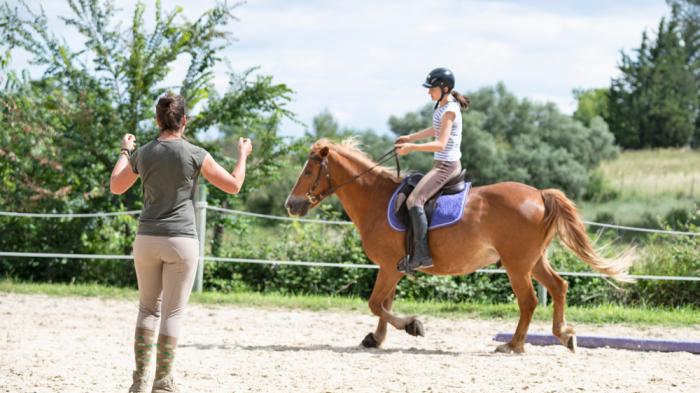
[432,99,462,162]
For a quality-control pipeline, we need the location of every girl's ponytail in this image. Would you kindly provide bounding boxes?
[451,90,470,111]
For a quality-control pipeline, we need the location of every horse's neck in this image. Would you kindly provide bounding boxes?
[330,154,397,234]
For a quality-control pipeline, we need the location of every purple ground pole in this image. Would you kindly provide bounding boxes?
[494,333,700,354]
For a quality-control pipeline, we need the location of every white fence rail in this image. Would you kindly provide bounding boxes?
[2,184,699,306]
[3,252,700,282]
[3,204,700,237]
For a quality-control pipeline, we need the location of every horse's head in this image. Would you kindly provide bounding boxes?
[285,140,334,217]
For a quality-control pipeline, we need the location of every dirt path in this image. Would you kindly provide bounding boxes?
[1,293,698,393]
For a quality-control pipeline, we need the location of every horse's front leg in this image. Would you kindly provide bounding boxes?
[362,268,424,348]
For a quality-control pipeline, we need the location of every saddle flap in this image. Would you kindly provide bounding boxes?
[405,173,424,188]
[441,169,467,195]
[393,172,422,215]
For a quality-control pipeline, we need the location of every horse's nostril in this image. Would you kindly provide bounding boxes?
[285,199,297,213]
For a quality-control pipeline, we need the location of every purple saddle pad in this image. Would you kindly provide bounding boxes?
[387,179,471,232]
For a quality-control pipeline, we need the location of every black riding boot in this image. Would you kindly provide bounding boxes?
[407,206,433,271]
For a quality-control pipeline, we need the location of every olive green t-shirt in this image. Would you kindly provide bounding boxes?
[129,138,209,238]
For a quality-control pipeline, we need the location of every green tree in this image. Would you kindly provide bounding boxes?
[307,109,341,139]
[0,0,293,281]
[667,0,700,146]
[388,105,434,135]
[573,88,609,126]
[608,11,699,148]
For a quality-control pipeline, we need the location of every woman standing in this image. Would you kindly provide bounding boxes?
[110,93,253,392]
[394,67,470,274]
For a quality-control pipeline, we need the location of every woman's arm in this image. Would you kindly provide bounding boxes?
[110,134,139,195]
[200,138,253,195]
[396,112,455,154]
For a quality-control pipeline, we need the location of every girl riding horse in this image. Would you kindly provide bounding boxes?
[394,67,469,273]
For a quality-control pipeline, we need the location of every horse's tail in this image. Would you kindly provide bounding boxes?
[541,189,635,283]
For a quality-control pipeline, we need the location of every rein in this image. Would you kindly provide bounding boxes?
[305,147,400,204]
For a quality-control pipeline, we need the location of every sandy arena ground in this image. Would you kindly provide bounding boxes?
[1,293,698,393]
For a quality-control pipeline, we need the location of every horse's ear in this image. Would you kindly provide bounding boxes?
[319,146,330,158]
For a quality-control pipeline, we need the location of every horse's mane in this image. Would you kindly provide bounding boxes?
[312,138,401,183]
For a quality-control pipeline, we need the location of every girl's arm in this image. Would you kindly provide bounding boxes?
[110,134,139,195]
[396,127,434,143]
[409,127,436,141]
[200,138,253,195]
[396,112,455,154]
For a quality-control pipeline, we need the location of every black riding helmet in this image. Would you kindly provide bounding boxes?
[422,67,455,109]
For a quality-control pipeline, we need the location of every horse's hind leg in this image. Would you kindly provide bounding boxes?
[496,264,538,354]
[532,254,576,352]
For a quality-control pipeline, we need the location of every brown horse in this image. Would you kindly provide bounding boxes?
[285,139,632,353]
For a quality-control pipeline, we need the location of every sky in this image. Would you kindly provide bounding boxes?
[9,0,670,137]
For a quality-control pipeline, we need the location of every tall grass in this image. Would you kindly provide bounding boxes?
[598,148,700,198]
[579,148,700,226]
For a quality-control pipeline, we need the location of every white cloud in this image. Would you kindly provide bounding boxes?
[8,0,669,137]
[226,0,668,135]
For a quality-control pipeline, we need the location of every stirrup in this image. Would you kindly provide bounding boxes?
[416,259,433,270]
[397,255,418,275]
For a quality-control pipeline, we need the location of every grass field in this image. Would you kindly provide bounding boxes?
[580,148,700,225]
[1,280,698,327]
[599,148,700,198]
[579,195,697,226]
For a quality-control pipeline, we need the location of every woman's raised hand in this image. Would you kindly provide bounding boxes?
[122,134,136,151]
[238,137,253,157]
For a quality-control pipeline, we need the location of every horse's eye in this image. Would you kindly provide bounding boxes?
[304,171,312,176]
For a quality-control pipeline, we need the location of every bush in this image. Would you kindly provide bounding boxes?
[583,170,619,202]
[0,215,137,286]
[629,224,700,306]
[3,205,699,308]
[547,213,700,307]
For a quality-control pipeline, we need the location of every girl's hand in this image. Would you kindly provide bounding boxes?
[395,135,411,144]
[238,137,253,157]
[395,143,413,156]
[121,134,136,151]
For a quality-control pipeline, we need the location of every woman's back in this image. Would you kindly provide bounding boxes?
[130,138,208,238]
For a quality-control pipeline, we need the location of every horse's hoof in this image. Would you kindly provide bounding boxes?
[405,319,425,337]
[495,343,524,354]
[495,343,512,353]
[556,326,577,353]
[566,335,577,353]
[361,333,379,348]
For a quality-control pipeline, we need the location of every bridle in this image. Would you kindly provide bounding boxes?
[304,154,332,204]
[304,148,400,204]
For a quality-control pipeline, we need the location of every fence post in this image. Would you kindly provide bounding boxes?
[538,282,547,307]
[537,249,551,307]
[194,184,207,293]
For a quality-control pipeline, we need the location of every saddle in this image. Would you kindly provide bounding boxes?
[392,169,469,264]
[393,169,468,220]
